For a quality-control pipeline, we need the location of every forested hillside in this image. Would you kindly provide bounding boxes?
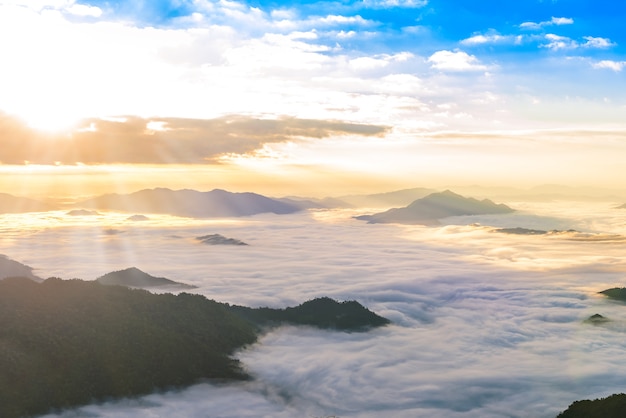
[0,277,388,417]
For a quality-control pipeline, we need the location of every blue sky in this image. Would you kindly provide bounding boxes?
[54,0,626,100]
[84,0,626,53]
[0,0,625,194]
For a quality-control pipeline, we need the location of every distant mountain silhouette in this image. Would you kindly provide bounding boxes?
[196,234,248,246]
[355,190,514,225]
[76,188,301,218]
[339,187,436,208]
[66,209,100,216]
[276,197,330,210]
[279,187,437,210]
[494,227,580,236]
[0,193,55,213]
[0,254,42,282]
[617,203,626,209]
[527,185,626,202]
[494,227,547,235]
[448,185,626,202]
[96,267,197,289]
[126,214,150,221]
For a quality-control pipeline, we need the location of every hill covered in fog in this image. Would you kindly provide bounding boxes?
[337,187,436,208]
[0,193,55,213]
[0,254,42,282]
[280,186,437,209]
[0,276,389,418]
[355,190,514,225]
[75,188,301,218]
[96,267,197,289]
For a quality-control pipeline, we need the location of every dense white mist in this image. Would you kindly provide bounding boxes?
[3,201,626,417]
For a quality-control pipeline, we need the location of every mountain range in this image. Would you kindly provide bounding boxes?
[1,185,624,217]
[280,187,437,209]
[337,187,436,208]
[355,190,515,225]
[0,193,55,213]
[75,188,301,218]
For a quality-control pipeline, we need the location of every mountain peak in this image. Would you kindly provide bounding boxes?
[439,189,459,196]
[75,188,301,218]
[356,190,514,225]
[97,267,196,289]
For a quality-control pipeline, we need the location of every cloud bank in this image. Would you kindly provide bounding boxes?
[0,113,388,165]
[0,201,624,417]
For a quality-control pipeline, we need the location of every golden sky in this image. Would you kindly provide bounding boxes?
[1,1,625,198]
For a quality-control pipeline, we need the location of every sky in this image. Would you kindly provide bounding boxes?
[1,0,626,198]
[4,3,626,416]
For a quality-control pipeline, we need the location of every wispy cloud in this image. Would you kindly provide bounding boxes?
[541,33,615,51]
[520,16,574,30]
[542,34,578,50]
[592,60,626,71]
[3,0,102,15]
[542,34,616,51]
[461,32,519,46]
[362,0,429,8]
[581,36,616,49]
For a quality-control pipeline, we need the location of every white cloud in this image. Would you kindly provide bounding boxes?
[3,0,102,16]
[285,30,318,40]
[582,36,615,49]
[519,21,542,30]
[0,0,621,138]
[66,3,102,17]
[427,50,489,71]
[335,29,357,39]
[540,35,615,51]
[2,0,69,11]
[0,0,414,128]
[542,33,578,50]
[550,16,574,25]
[362,0,428,8]
[461,33,510,46]
[349,51,414,71]
[592,60,626,71]
[316,14,372,26]
[520,16,574,30]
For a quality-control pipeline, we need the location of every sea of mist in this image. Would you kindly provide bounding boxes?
[2,200,626,417]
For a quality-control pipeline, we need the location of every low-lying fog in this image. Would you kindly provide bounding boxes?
[3,201,626,417]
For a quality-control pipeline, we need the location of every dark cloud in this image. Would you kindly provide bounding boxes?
[0,113,389,165]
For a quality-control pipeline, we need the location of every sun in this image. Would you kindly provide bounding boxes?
[18,108,83,134]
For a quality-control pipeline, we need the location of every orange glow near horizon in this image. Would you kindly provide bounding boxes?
[0,161,430,202]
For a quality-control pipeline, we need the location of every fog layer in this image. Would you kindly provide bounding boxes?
[2,201,625,417]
